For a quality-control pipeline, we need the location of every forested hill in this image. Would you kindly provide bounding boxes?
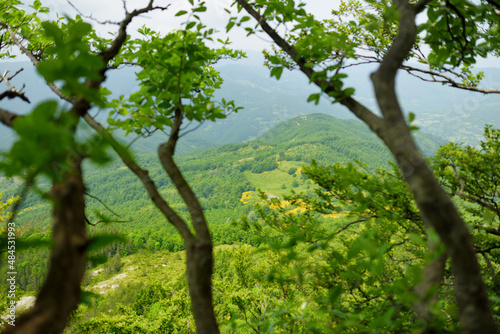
[256,113,444,157]
[1,113,442,230]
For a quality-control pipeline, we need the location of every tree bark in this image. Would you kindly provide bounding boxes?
[2,158,87,334]
[185,238,219,334]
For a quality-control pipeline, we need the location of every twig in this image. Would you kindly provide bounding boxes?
[84,191,121,217]
[401,65,500,94]
[85,217,132,226]
[0,68,30,103]
[335,216,376,234]
[67,0,121,26]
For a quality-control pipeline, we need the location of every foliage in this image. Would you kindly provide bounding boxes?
[0,193,19,224]
[233,160,449,332]
[1,0,500,332]
[107,28,244,136]
[433,126,500,316]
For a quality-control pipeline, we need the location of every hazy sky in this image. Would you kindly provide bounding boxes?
[15,0,499,68]
[39,0,339,52]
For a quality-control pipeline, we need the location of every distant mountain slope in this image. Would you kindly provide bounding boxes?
[1,113,401,225]
[257,113,445,157]
[1,57,498,155]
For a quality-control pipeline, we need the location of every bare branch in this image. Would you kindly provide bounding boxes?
[84,191,121,217]
[85,217,132,226]
[179,120,204,139]
[0,89,29,103]
[335,216,376,235]
[442,163,500,216]
[442,163,466,194]
[99,1,171,64]
[7,28,75,103]
[2,68,23,82]
[0,69,30,103]
[401,65,500,94]
[67,0,121,26]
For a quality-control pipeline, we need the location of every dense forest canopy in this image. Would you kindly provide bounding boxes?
[0,0,499,333]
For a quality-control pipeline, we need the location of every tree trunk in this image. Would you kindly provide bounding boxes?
[2,158,88,334]
[185,238,219,334]
[414,251,448,330]
[158,138,220,334]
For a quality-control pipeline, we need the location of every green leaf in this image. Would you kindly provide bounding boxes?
[226,21,235,32]
[193,6,207,12]
[344,87,355,97]
[409,125,419,132]
[270,66,283,80]
[408,112,415,123]
[307,93,321,105]
[175,10,188,16]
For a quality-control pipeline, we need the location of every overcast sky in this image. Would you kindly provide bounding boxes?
[10,0,497,68]
[38,0,339,52]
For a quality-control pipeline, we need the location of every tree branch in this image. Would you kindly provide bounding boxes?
[2,159,88,334]
[0,68,30,103]
[0,107,20,128]
[83,113,194,243]
[84,191,121,217]
[85,217,132,226]
[7,28,75,104]
[335,216,376,235]
[99,1,170,64]
[401,65,500,94]
[473,225,500,237]
[442,163,465,194]
[158,109,211,242]
[442,163,500,216]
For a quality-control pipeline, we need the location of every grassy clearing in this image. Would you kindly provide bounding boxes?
[244,160,311,197]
